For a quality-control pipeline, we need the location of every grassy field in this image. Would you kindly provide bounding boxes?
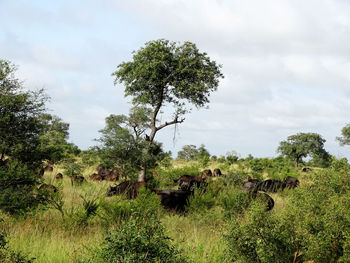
[2,159,349,262]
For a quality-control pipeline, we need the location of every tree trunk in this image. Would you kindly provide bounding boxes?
[138,166,146,182]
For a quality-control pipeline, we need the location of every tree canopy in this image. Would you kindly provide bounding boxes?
[277,132,329,167]
[336,124,350,146]
[0,60,47,168]
[97,107,168,179]
[177,144,210,161]
[112,39,223,181]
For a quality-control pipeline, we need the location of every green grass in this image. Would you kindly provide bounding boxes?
[0,159,311,262]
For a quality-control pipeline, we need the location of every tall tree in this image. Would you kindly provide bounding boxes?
[336,124,350,146]
[277,132,329,167]
[0,60,46,167]
[0,60,49,214]
[113,39,223,181]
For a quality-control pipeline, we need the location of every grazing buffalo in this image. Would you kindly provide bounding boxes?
[90,173,104,181]
[302,167,312,172]
[71,175,85,185]
[284,176,299,189]
[38,167,45,177]
[173,175,207,191]
[200,169,212,177]
[153,189,192,212]
[44,165,54,172]
[213,168,222,177]
[55,173,63,180]
[38,184,57,193]
[105,169,119,182]
[107,181,147,199]
[0,159,9,167]
[243,176,261,192]
[91,165,120,182]
[250,191,275,211]
[254,179,286,193]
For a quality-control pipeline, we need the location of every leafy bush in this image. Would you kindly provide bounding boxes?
[155,165,200,188]
[225,169,350,263]
[0,162,43,215]
[0,232,34,263]
[219,188,250,219]
[80,189,187,263]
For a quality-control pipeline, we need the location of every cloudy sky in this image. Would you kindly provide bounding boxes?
[1,0,350,159]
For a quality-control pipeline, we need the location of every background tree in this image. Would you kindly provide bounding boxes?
[177,144,210,161]
[38,113,79,164]
[113,39,223,181]
[277,132,329,167]
[336,124,350,146]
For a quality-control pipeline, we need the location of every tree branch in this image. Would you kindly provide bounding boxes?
[156,116,185,132]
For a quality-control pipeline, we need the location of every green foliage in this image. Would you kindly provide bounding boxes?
[155,165,200,187]
[278,132,329,167]
[225,169,350,263]
[80,189,187,263]
[113,39,223,111]
[62,157,83,178]
[220,189,250,219]
[225,150,239,165]
[187,186,217,214]
[113,39,223,181]
[0,59,47,168]
[80,148,100,167]
[97,109,167,179]
[330,157,350,172]
[0,232,34,263]
[337,124,350,146]
[177,144,210,161]
[226,203,299,263]
[0,161,44,215]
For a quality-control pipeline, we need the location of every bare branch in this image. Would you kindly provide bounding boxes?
[156,117,185,132]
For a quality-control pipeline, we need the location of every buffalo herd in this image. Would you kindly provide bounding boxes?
[38,164,301,213]
[106,167,300,212]
[89,165,120,182]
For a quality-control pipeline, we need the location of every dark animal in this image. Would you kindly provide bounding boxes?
[93,165,120,181]
[71,175,85,185]
[213,168,222,177]
[250,191,274,211]
[254,179,286,193]
[284,176,299,189]
[0,159,9,167]
[105,169,119,182]
[302,167,312,172]
[90,173,104,181]
[107,181,147,199]
[38,184,57,193]
[55,173,63,180]
[153,189,192,212]
[38,167,45,177]
[173,175,207,191]
[200,169,212,177]
[243,176,261,192]
[44,165,54,172]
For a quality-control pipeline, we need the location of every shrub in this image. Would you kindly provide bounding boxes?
[80,189,187,263]
[0,161,43,215]
[225,169,350,263]
[0,232,34,263]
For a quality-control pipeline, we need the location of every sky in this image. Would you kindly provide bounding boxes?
[1,0,350,159]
